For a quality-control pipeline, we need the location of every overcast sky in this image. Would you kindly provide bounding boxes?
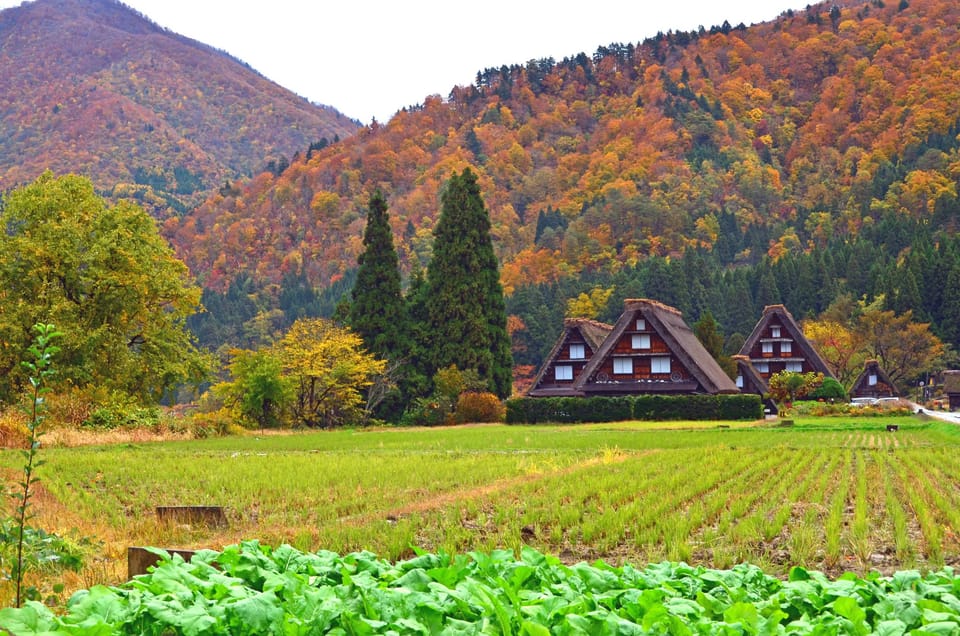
[1,1,812,123]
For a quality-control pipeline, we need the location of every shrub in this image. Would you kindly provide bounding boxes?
[401,396,455,426]
[455,392,505,423]
[186,407,244,438]
[808,377,847,401]
[505,394,762,424]
[81,390,160,429]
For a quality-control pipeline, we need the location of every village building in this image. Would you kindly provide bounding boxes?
[849,360,898,400]
[526,318,613,397]
[733,354,769,395]
[567,299,738,396]
[738,304,835,381]
[943,370,960,411]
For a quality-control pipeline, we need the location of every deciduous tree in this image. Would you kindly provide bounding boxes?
[214,349,291,429]
[0,172,206,404]
[278,318,386,427]
[857,302,944,389]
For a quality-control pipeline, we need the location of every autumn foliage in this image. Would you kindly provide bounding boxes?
[164,0,960,302]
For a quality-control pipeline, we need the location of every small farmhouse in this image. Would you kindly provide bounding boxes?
[570,299,738,396]
[733,354,769,395]
[850,360,898,399]
[943,370,960,411]
[526,318,613,397]
[738,304,835,381]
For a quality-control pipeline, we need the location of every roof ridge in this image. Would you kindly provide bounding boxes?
[563,317,613,330]
[623,298,683,316]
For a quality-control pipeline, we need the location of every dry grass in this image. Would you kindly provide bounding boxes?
[42,427,197,448]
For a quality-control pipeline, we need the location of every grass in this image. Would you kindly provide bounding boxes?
[2,413,959,603]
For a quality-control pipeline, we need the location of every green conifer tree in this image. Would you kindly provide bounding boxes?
[350,190,405,355]
[349,190,408,418]
[423,169,513,397]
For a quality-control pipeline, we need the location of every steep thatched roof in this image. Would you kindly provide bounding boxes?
[733,354,769,395]
[575,299,738,395]
[739,304,834,378]
[526,318,613,397]
[850,360,898,397]
[943,370,960,395]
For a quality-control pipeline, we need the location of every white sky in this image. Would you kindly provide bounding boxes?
[1,1,813,123]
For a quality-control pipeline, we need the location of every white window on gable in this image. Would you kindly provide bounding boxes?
[781,341,792,354]
[651,357,671,374]
[762,341,774,354]
[631,334,651,350]
[613,358,633,375]
[736,375,744,388]
[555,365,573,381]
[786,361,803,372]
[868,374,877,386]
[569,343,585,359]
[771,326,781,338]
[636,318,646,330]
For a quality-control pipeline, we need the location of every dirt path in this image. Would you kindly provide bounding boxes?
[339,450,641,527]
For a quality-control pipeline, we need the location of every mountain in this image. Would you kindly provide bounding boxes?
[0,0,358,215]
[170,0,960,295]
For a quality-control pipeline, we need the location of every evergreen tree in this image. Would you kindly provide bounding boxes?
[938,262,960,349]
[350,190,406,357]
[755,267,781,309]
[694,310,735,378]
[423,169,513,397]
[349,190,408,418]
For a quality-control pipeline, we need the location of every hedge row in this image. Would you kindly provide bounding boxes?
[505,394,763,424]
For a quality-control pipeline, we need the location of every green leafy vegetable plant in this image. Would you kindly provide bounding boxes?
[3,542,960,634]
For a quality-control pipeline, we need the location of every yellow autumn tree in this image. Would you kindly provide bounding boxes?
[278,318,386,428]
[802,319,866,388]
[566,286,615,319]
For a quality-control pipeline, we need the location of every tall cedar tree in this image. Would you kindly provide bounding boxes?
[349,190,409,418]
[349,190,405,358]
[424,169,513,397]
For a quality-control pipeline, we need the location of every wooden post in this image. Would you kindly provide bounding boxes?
[128,546,197,579]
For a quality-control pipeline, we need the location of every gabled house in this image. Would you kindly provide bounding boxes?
[850,360,898,399]
[943,370,960,411]
[738,304,834,381]
[733,354,779,416]
[733,354,769,395]
[526,318,613,397]
[572,299,738,395]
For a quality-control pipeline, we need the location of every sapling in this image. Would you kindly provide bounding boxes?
[10,323,62,608]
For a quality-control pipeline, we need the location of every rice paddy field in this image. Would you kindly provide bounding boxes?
[3,413,960,597]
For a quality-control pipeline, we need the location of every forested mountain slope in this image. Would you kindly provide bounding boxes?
[170,0,960,293]
[0,0,358,215]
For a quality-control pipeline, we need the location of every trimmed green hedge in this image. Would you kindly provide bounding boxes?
[506,394,762,424]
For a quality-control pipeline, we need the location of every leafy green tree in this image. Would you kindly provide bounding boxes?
[423,169,513,397]
[0,173,207,404]
[215,349,291,429]
[768,371,824,404]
